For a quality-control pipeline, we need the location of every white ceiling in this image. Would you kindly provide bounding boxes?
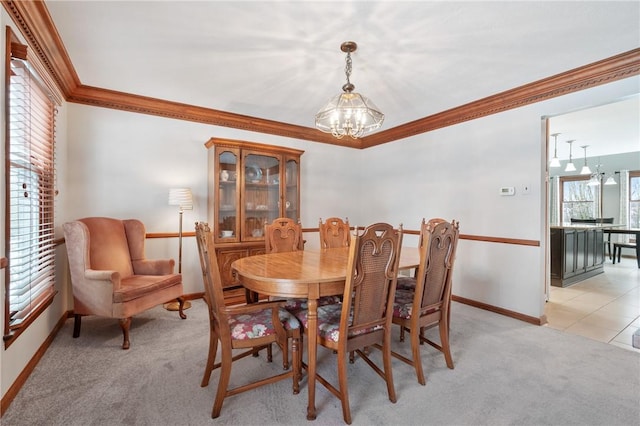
[44,1,639,153]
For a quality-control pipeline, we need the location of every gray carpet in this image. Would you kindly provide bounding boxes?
[2,300,639,426]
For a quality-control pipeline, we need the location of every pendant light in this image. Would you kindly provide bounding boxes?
[549,133,561,168]
[604,174,617,185]
[580,145,592,175]
[564,140,576,172]
[315,41,384,139]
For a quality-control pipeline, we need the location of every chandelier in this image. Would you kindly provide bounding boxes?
[315,41,384,139]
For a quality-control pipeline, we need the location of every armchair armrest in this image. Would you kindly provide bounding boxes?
[85,269,121,291]
[131,258,175,275]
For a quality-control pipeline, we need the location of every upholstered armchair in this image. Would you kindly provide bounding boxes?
[63,217,186,349]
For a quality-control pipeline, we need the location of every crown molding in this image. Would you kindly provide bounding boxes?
[361,48,640,148]
[4,1,639,150]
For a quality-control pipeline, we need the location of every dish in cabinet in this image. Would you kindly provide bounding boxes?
[245,164,262,183]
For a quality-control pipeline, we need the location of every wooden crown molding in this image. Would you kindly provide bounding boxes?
[4,1,640,149]
[361,48,640,148]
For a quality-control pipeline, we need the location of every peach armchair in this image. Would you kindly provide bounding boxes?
[63,217,186,349]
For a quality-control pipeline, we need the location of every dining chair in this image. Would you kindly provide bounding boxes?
[264,217,304,253]
[63,217,186,349]
[391,218,460,385]
[294,222,403,424]
[319,217,351,248]
[194,222,301,418]
[263,217,340,312]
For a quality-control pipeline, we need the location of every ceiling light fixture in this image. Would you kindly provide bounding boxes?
[604,174,617,185]
[580,145,592,175]
[549,133,561,168]
[315,41,384,139]
[564,140,576,172]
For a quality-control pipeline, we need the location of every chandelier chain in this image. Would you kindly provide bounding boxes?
[344,52,352,86]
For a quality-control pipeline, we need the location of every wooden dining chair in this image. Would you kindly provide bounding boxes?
[264,217,304,253]
[391,218,460,385]
[194,222,301,418]
[294,222,403,424]
[319,217,351,248]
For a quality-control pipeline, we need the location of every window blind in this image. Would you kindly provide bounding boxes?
[5,39,57,337]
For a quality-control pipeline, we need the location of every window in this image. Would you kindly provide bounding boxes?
[560,175,597,222]
[4,30,58,347]
[630,171,640,228]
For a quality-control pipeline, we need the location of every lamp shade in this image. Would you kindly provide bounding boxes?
[168,188,193,210]
[564,162,576,172]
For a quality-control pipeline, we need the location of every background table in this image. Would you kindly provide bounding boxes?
[604,228,640,268]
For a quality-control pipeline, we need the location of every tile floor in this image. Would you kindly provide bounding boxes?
[545,255,640,353]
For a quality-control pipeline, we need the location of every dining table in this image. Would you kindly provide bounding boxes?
[231,246,420,420]
[603,227,640,268]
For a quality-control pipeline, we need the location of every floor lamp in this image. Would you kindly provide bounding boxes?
[164,187,193,311]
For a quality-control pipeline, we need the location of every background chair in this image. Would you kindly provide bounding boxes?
[391,218,460,385]
[195,222,301,418]
[294,222,403,424]
[63,217,186,349]
[264,217,304,253]
[319,217,351,248]
[263,217,339,312]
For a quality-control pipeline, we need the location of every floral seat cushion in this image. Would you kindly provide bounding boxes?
[228,307,300,340]
[294,303,383,343]
[281,295,342,312]
[396,276,417,291]
[392,288,415,319]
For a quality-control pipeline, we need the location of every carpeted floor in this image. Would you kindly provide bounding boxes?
[2,300,639,425]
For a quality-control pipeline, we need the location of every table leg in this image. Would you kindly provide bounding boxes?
[636,242,640,268]
[306,297,318,421]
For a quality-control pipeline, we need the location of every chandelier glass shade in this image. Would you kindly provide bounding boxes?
[315,41,384,139]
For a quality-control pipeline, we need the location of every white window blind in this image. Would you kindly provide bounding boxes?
[5,39,57,339]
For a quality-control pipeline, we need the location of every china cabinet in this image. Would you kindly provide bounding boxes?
[205,137,303,304]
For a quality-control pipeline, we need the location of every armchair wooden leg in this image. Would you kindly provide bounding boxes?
[119,317,132,350]
[177,297,187,319]
[73,314,82,338]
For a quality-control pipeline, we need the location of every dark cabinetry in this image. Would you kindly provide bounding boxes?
[550,226,604,287]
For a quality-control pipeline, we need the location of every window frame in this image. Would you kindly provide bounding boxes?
[559,174,599,223]
[3,28,58,348]
[629,170,640,229]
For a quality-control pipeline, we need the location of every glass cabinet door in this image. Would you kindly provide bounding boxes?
[216,148,239,242]
[284,157,299,221]
[243,152,280,240]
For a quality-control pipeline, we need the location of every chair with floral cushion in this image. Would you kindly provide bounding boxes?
[194,222,301,419]
[391,218,459,385]
[319,217,351,248]
[294,222,403,424]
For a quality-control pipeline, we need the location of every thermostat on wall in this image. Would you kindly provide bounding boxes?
[499,187,515,196]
